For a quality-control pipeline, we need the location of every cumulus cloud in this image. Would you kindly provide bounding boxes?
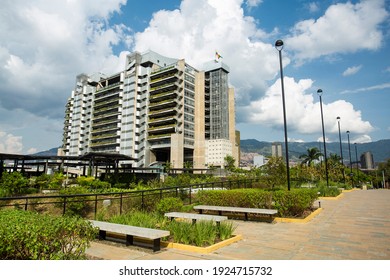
[285,0,388,62]
[244,77,373,138]
[0,0,130,118]
[134,0,281,107]
[0,131,23,154]
[343,65,362,76]
[133,0,376,141]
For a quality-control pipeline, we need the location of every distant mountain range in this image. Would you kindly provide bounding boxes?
[240,139,390,163]
[36,139,390,165]
[32,147,60,156]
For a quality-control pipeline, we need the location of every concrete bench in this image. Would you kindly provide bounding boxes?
[193,205,278,221]
[164,212,227,226]
[89,220,170,252]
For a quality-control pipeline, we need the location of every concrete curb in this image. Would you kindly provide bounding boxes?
[161,234,242,254]
[274,208,323,224]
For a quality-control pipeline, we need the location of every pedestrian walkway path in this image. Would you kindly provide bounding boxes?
[86,189,390,260]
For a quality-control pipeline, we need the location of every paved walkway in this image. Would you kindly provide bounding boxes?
[86,189,390,260]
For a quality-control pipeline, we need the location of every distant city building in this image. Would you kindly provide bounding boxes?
[360,151,374,169]
[271,142,283,158]
[62,50,239,169]
[253,155,266,167]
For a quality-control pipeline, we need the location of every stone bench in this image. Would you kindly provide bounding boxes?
[164,212,227,226]
[89,220,170,252]
[193,205,278,222]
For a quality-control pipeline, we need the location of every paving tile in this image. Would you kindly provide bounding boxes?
[86,189,390,260]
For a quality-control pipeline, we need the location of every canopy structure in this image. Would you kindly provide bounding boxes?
[0,152,136,177]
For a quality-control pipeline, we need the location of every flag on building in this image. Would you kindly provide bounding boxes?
[215,51,223,62]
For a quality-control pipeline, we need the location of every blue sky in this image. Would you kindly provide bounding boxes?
[0,0,389,154]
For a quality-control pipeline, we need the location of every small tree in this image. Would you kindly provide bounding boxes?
[261,157,287,189]
[224,155,236,172]
[299,147,323,166]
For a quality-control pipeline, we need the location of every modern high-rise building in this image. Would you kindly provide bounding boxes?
[360,151,374,170]
[62,50,239,169]
[271,142,283,158]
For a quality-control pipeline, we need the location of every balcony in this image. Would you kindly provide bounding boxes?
[148,107,178,118]
[92,117,118,127]
[149,98,178,111]
[148,123,176,134]
[94,98,120,110]
[150,73,177,87]
[95,82,121,93]
[93,111,119,122]
[149,90,177,102]
[149,81,182,95]
[150,65,177,77]
[147,133,172,141]
[149,115,178,126]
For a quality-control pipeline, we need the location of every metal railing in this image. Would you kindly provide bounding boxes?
[0,178,259,218]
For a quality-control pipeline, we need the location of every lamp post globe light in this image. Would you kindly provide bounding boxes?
[317,89,329,187]
[275,39,291,191]
[337,116,345,182]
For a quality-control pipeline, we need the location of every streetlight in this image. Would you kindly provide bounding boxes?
[317,89,329,187]
[354,143,359,186]
[346,130,353,186]
[275,39,290,191]
[337,117,345,182]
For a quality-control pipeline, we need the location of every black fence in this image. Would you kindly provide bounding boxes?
[0,178,259,219]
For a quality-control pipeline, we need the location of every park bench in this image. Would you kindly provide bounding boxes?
[164,212,227,226]
[89,220,170,252]
[193,205,278,222]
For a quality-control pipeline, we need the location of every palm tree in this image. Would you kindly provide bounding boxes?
[299,147,323,166]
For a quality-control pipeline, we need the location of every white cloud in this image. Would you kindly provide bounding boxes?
[0,131,23,154]
[285,0,388,62]
[308,2,320,13]
[0,0,130,118]
[342,65,362,76]
[246,0,262,8]
[352,134,372,143]
[134,0,282,109]
[245,77,373,138]
[341,82,390,94]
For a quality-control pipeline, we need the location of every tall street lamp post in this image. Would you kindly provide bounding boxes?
[347,130,353,186]
[354,143,359,186]
[275,39,290,191]
[317,89,329,187]
[337,116,345,182]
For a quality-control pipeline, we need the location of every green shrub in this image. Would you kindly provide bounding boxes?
[0,209,97,259]
[272,188,318,217]
[58,186,92,216]
[219,221,236,240]
[109,211,167,229]
[0,172,29,196]
[196,189,273,208]
[316,184,341,197]
[195,188,318,218]
[107,210,235,247]
[156,197,184,215]
[77,176,111,190]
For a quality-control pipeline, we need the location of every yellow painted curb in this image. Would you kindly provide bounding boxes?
[342,189,356,193]
[274,208,323,224]
[319,193,344,200]
[161,234,242,254]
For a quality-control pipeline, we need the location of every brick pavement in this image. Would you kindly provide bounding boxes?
[86,189,390,260]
